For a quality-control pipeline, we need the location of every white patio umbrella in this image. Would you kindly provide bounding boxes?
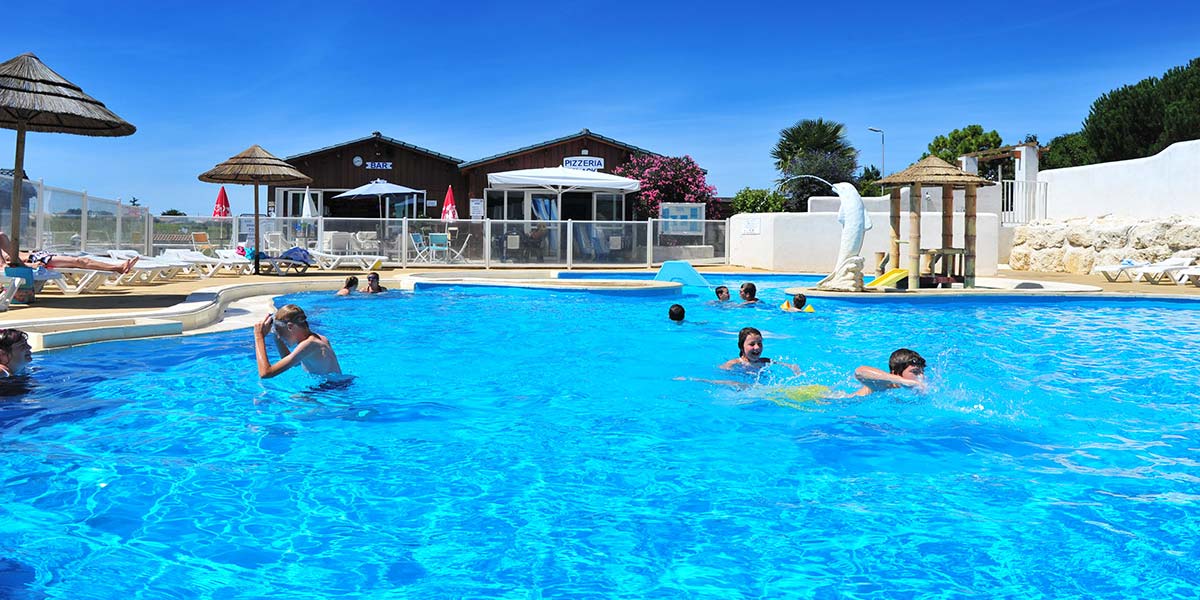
[301,186,317,219]
[333,179,422,219]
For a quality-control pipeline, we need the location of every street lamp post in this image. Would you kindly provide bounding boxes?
[867,127,885,175]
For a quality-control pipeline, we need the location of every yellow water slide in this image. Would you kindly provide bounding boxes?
[866,268,909,288]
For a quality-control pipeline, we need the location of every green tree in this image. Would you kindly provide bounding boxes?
[857,164,882,197]
[771,118,857,173]
[779,150,857,212]
[1083,77,1164,162]
[160,209,186,216]
[923,124,1004,178]
[730,187,786,214]
[1041,132,1096,170]
[1156,57,1200,152]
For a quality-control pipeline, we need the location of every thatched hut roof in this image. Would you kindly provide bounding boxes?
[0,53,135,136]
[877,155,995,188]
[199,145,311,185]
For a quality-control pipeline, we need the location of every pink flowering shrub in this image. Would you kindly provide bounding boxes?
[613,154,717,219]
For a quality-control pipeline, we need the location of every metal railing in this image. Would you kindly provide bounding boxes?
[1001,180,1048,224]
[148,216,730,269]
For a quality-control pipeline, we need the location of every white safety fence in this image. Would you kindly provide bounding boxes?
[1,174,150,253]
[151,216,730,269]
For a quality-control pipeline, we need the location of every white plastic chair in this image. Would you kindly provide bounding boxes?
[448,234,472,263]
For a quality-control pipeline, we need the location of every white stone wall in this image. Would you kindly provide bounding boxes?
[1039,139,1200,219]
[808,185,1002,215]
[1008,215,1200,273]
[729,211,999,275]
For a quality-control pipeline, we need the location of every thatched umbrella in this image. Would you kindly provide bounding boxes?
[0,52,135,265]
[199,145,310,274]
[878,156,995,288]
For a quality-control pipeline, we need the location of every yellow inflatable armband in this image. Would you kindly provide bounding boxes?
[768,385,830,409]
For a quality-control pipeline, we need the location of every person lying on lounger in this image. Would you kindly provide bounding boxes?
[0,328,32,377]
[254,304,342,378]
[853,348,926,396]
[0,231,137,273]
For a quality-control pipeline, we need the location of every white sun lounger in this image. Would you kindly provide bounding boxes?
[0,276,24,311]
[160,248,251,278]
[109,250,190,282]
[1167,266,1200,287]
[41,268,110,295]
[1131,257,1194,284]
[1092,260,1149,282]
[309,249,386,271]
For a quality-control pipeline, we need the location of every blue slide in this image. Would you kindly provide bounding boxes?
[654,260,711,286]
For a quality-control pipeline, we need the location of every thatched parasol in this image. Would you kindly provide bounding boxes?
[877,155,995,188]
[199,145,310,274]
[877,156,994,289]
[0,52,135,265]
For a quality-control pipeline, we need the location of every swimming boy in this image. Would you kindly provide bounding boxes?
[714,286,730,302]
[720,326,800,374]
[359,272,387,293]
[669,304,685,322]
[853,348,926,396]
[739,282,760,304]
[781,293,814,313]
[0,328,32,377]
[254,304,342,378]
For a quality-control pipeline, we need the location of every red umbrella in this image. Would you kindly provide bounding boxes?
[440,185,459,221]
[212,186,231,217]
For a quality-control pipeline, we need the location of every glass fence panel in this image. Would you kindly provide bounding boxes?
[0,175,37,250]
[118,205,149,251]
[318,218,388,256]
[42,187,84,253]
[651,219,727,265]
[153,216,235,255]
[84,197,121,252]
[570,221,648,266]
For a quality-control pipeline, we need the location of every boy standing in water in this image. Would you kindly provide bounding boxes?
[853,348,926,396]
[254,304,342,378]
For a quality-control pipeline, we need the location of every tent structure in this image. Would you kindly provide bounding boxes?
[0,52,135,263]
[487,166,640,194]
[199,145,311,274]
[877,156,996,288]
[333,179,424,218]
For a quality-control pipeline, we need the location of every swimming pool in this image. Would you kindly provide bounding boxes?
[3,287,1200,597]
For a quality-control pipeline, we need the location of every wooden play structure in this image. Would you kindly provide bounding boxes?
[877,156,995,288]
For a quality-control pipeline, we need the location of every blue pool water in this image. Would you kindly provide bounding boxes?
[3,287,1200,597]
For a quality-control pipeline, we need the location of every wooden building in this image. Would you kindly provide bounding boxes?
[269,129,658,221]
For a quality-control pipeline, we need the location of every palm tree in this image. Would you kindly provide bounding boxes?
[771,118,857,172]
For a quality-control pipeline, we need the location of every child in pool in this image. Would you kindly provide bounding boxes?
[336,276,358,296]
[0,328,32,377]
[669,304,685,322]
[853,348,926,396]
[254,304,342,378]
[714,286,731,302]
[781,293,814,313]
[359,272,387,293]
[720,327,800,374]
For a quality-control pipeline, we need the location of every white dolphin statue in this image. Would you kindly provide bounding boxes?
[831,182,872,265]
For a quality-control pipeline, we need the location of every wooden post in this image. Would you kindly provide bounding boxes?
[965,184,978,288]
[889,187,901,271]
[941,185,954,277]
[908,183,922,288]
[7,123,26,264]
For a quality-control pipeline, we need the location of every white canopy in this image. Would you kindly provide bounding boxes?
[487,166,640,193]
[332,179,424,218]
[333,179,421,199]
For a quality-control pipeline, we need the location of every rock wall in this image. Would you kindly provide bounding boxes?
[1009,216,1200,273]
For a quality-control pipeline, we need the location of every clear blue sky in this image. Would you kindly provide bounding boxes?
[2,0,1198,215]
